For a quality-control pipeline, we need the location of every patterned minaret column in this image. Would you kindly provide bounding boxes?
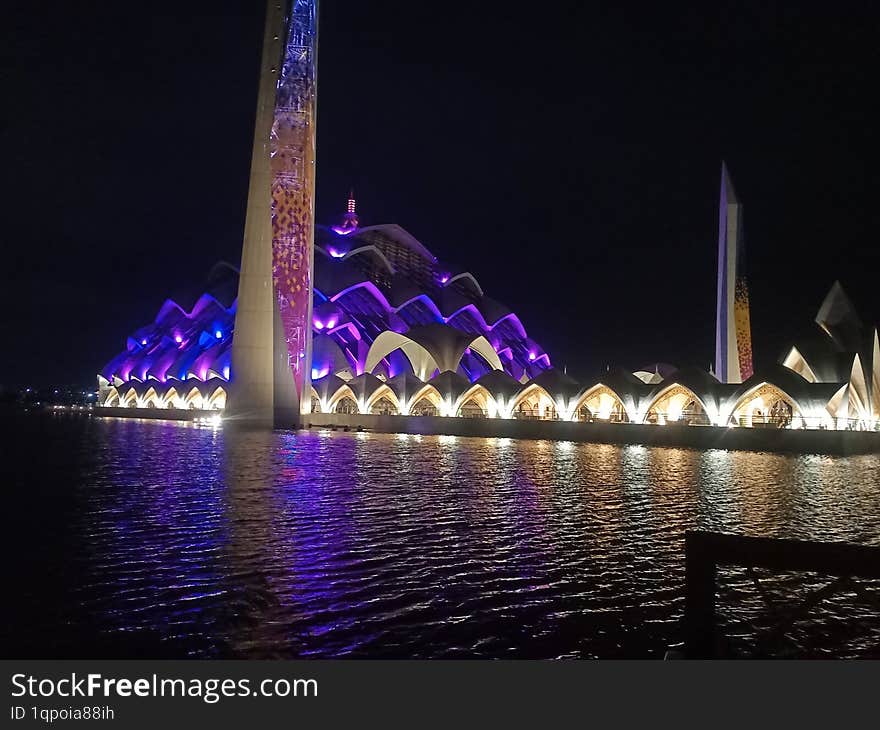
[714,162,753,384]
[230,0,318,427]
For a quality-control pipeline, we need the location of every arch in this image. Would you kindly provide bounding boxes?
[310,386,322,413]
[366,385,401,415]
[364,331,440,381]
[369,395,399,415]
[782,346,818,383]
[642,383,710,425]
[445,272,484,296]
[327,384,359,414]
[510,384,559,421]
[571,384,628,423]
[406,384,443,416]
[729,382,802,428]
[183,386,204,410]
[162,386,182,409]
[334,396,359,414]
[339,245,397,275]
[453,384,495,418]
[206,386,227,410]
[121,387,139,408]
[142,387,163,409]
[103,387,120,407]
[467,335,504,373]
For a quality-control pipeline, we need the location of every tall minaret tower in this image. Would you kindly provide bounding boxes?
[229,0,319,427]
[714,162,753,383]
[332,189,359,234]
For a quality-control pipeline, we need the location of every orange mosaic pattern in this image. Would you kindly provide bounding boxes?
[734,276,753,380]
[270,1,317,404]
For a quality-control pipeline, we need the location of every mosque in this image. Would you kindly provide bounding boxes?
[97,181,880,433]
[96,0,880,437]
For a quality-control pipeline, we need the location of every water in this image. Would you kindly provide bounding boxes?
[4,413,880,658]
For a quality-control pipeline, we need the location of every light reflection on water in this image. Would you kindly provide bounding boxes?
[4,415,880,658]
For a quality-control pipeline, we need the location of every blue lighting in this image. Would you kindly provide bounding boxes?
[215,330,222,339]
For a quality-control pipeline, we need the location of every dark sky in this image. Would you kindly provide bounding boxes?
[3,1,878,387]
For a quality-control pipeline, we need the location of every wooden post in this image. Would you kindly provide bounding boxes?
[684,531,717,658]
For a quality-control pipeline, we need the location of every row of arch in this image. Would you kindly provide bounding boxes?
[98,379,835,430]
[103,385,227,411]
[313,380,815,428]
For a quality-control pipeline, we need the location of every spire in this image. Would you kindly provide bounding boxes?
[714,161,753,383]
[721,160,739,206]
[333,189,359,234]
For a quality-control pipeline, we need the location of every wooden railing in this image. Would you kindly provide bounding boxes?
[683,531,880,658]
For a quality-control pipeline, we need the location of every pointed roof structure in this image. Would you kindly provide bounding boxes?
[721,160,739,206]
[815,281,864,352]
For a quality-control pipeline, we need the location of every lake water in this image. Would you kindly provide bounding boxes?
[4,413,880,658]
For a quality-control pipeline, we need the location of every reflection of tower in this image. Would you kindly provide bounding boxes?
[714,162,753,383]
[229,1,319,427]
[332,190,359,234]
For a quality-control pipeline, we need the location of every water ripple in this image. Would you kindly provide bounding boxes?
[3,415,880,658]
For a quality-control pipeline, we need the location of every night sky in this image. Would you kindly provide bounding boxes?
[3,1,878,388]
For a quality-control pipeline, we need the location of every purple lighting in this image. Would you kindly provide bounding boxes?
[327,246,346,257]
[140,338,147,346]
[327,319,337,329]
[528,351,536,361]
[314,319,324,330]
[439,273,450,284]
[174,334,183,344]
[330,227,355,236]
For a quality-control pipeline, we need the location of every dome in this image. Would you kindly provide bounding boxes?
[100,220,551,388]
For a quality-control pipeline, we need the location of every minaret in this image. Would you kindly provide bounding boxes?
[714,162,753,383]
[332,189,359,234]
[228,0,319,427]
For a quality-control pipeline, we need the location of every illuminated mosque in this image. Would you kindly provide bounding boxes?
[97,186,880,432]
[96,0,880,435]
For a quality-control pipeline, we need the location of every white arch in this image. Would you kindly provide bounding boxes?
[121,387,140,408]
[642,383,712,425]
[162,386,182,409]
[571,384,629,423]
[183,386,204,410]
[310,386,323,413]
[366,384,401,415]
[727,382,805,428]
[406,384,443,416]
[453,384,497,418]
[466,335,504,373]
[327,384,359,414]
[510,383,559,420]
[364,332,440,380]
[142,387,163,409]
[206,386,227,410]
[103,387,120,407]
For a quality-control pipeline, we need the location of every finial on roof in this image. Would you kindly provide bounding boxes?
[332,188,359,235]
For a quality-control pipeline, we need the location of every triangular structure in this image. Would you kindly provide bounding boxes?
[815,281,864,352]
